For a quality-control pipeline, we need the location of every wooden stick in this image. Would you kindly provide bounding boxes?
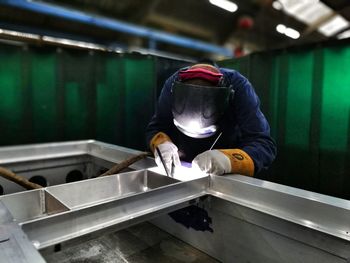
[0,167,43,190]
[98,152,151,177]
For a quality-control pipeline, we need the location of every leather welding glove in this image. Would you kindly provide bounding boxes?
[154,141,181,173]
[150,132,181,173]
[192,149,255,176]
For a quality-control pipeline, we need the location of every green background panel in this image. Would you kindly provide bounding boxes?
[268,56,280,139]
[318,47,350,198]
[0,46,161,150]
[31,50,57,142]
[248,54,273,118]
[64,82,86,139]
[59,50,96,141]
[220,44,350,199]
[0,47,23,145]
[124,56,155,150]
[285,52,313,148]
[96,55,125,145]
[320,47,350,152]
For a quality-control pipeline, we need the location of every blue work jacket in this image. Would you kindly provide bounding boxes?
[146,67,276,175]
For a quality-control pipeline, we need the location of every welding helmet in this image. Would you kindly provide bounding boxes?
[171,65,231,138]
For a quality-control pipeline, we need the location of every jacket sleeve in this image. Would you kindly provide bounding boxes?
[227,71,277,174]
[146,73,177,150]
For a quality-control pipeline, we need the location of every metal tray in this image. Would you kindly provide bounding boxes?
[46,170,179,209]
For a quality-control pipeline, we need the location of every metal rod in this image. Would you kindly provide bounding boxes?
[98,152,150,177]
[156,147,171,177]
[0,166,43,190]
[209,132,222,150]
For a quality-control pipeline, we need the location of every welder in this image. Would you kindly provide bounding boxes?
[146,63,276,177]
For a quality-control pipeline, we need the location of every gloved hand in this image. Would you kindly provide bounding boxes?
[192,150,231,175]
[193,149,255,176]
[154,141,181,174]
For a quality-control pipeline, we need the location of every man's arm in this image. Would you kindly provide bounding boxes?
[228,72,276,174]
[192,70,276,177]
[146,73,176,150]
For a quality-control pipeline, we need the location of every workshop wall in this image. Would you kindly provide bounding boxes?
[219,43,350,199]
[0,45,187,151]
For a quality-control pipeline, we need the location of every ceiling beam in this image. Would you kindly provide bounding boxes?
[146,12,215,40]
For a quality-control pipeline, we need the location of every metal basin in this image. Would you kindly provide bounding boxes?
[46,170,179,209]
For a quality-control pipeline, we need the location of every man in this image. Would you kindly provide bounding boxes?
[146,63,276,177]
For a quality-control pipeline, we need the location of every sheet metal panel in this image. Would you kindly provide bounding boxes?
[21,177,207,249]
[152,175,350,263]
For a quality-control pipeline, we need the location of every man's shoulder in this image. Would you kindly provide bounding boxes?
[219,67,248,87]
[219,67,245,78]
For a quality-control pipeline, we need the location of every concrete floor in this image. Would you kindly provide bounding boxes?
[41,221,219,263]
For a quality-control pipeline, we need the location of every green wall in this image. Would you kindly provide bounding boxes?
[0,46,157,150]
[220,44,350,199]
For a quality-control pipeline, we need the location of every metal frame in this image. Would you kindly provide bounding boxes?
[0,140,349,262]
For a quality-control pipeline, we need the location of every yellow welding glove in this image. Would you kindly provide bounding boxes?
[192,149,254,176]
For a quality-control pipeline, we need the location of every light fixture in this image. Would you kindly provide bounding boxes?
[272,1,282,10]
[276,24,300,39]
[278,0,333,26]
[293,1,332,25]
[276,24,286,34]
[285,27,300,39]
[271,0,350,38]
[209,0,238,12]
[337,29,350,39]
[318,15,350,37]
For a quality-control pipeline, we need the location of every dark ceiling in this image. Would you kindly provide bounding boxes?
[0,0,349,58]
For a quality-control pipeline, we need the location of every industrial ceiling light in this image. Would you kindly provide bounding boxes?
[276,24,286,34]
[278,0,332,26]
[337,29,350,39]
[285,27,300,39]
[276,24,300,39]
[294,1,332,25]
[277,0,350,38]
[209,0,238,12]
[279,0,320,15]
[318,15,350,37]
[272,1,283,10]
